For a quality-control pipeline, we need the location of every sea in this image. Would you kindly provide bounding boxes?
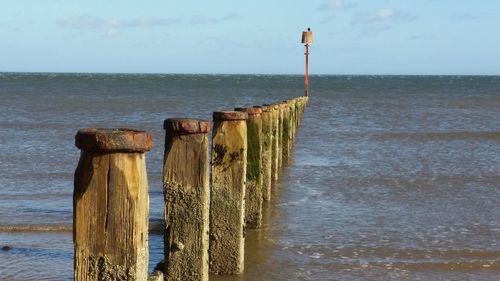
[1,73,499,280]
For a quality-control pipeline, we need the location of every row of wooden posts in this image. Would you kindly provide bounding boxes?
[73,96,309,280]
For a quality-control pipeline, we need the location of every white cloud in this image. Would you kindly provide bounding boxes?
[190,14,240,25]
[351,8,417,38]
[57,15,182,36]
[58,15,109,30]
[353,8,416,25]
[318,0,354,23]
[318,0,351,11]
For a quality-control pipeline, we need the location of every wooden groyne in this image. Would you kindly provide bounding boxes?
[73,96,308,280]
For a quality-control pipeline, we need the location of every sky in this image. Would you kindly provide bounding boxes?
[0,0,499,75]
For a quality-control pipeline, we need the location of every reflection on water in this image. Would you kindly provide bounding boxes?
[1,74,500,280]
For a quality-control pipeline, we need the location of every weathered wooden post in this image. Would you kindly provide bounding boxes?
[268,104,280,182]
[235,107,263,228]
[297,97,307,126]
[74,128,152,281]
[209,111,248,275]
[295,98,302,127]
[255,105,273,202]
[297,98,302,124]
[277,103,284,169]
[294,97,301,128]
[280,102,291,164]
[286,100,293,144]
[287,101,294,159]
[285,99,296,148]
[290,99,298,141]
[163,118,211,281]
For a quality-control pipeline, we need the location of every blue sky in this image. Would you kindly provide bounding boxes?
[0,0,498,75]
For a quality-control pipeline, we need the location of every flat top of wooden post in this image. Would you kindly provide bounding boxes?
[75,128,153,153]
[234,107,262,115]
[254,105,272,112]
[164,118,211,134]
[264,104,280,110]
[213,111,248,121]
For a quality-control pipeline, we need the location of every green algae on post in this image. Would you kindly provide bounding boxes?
[277,103,284,170]
[270,104,280,182]
[278,102,291,165]
[235,107,263,228]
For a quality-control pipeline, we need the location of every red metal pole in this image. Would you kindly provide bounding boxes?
[305,43,309,96]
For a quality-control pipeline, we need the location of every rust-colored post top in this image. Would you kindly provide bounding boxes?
[234,107,263,115]
[75,128,153,153]
[213,111,248,121]
[164,118,211,135]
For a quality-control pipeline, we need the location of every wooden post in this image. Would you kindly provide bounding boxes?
[280,102,291,164]
[235,107,263,229]
[269,104,280,182]
[209,111,248,275]
[277,103,284,169]
[290,99,298,142]
[287,101,293,160]
[286,100,293,145]
[163,118,211,281]
[284,100,296,148]
[297,98,301,127]
[295,98,301,127]
[297,97,307,126]
[74,128,152,281]
[255,105,273,202]
[295,98,301,128]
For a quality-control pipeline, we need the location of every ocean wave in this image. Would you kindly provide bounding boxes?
[0,220,165,234]
[0,224,72,232]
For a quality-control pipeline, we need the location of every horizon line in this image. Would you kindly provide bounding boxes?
[1,71,499,77]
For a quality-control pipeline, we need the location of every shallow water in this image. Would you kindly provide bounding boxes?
[1,74,500,280]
